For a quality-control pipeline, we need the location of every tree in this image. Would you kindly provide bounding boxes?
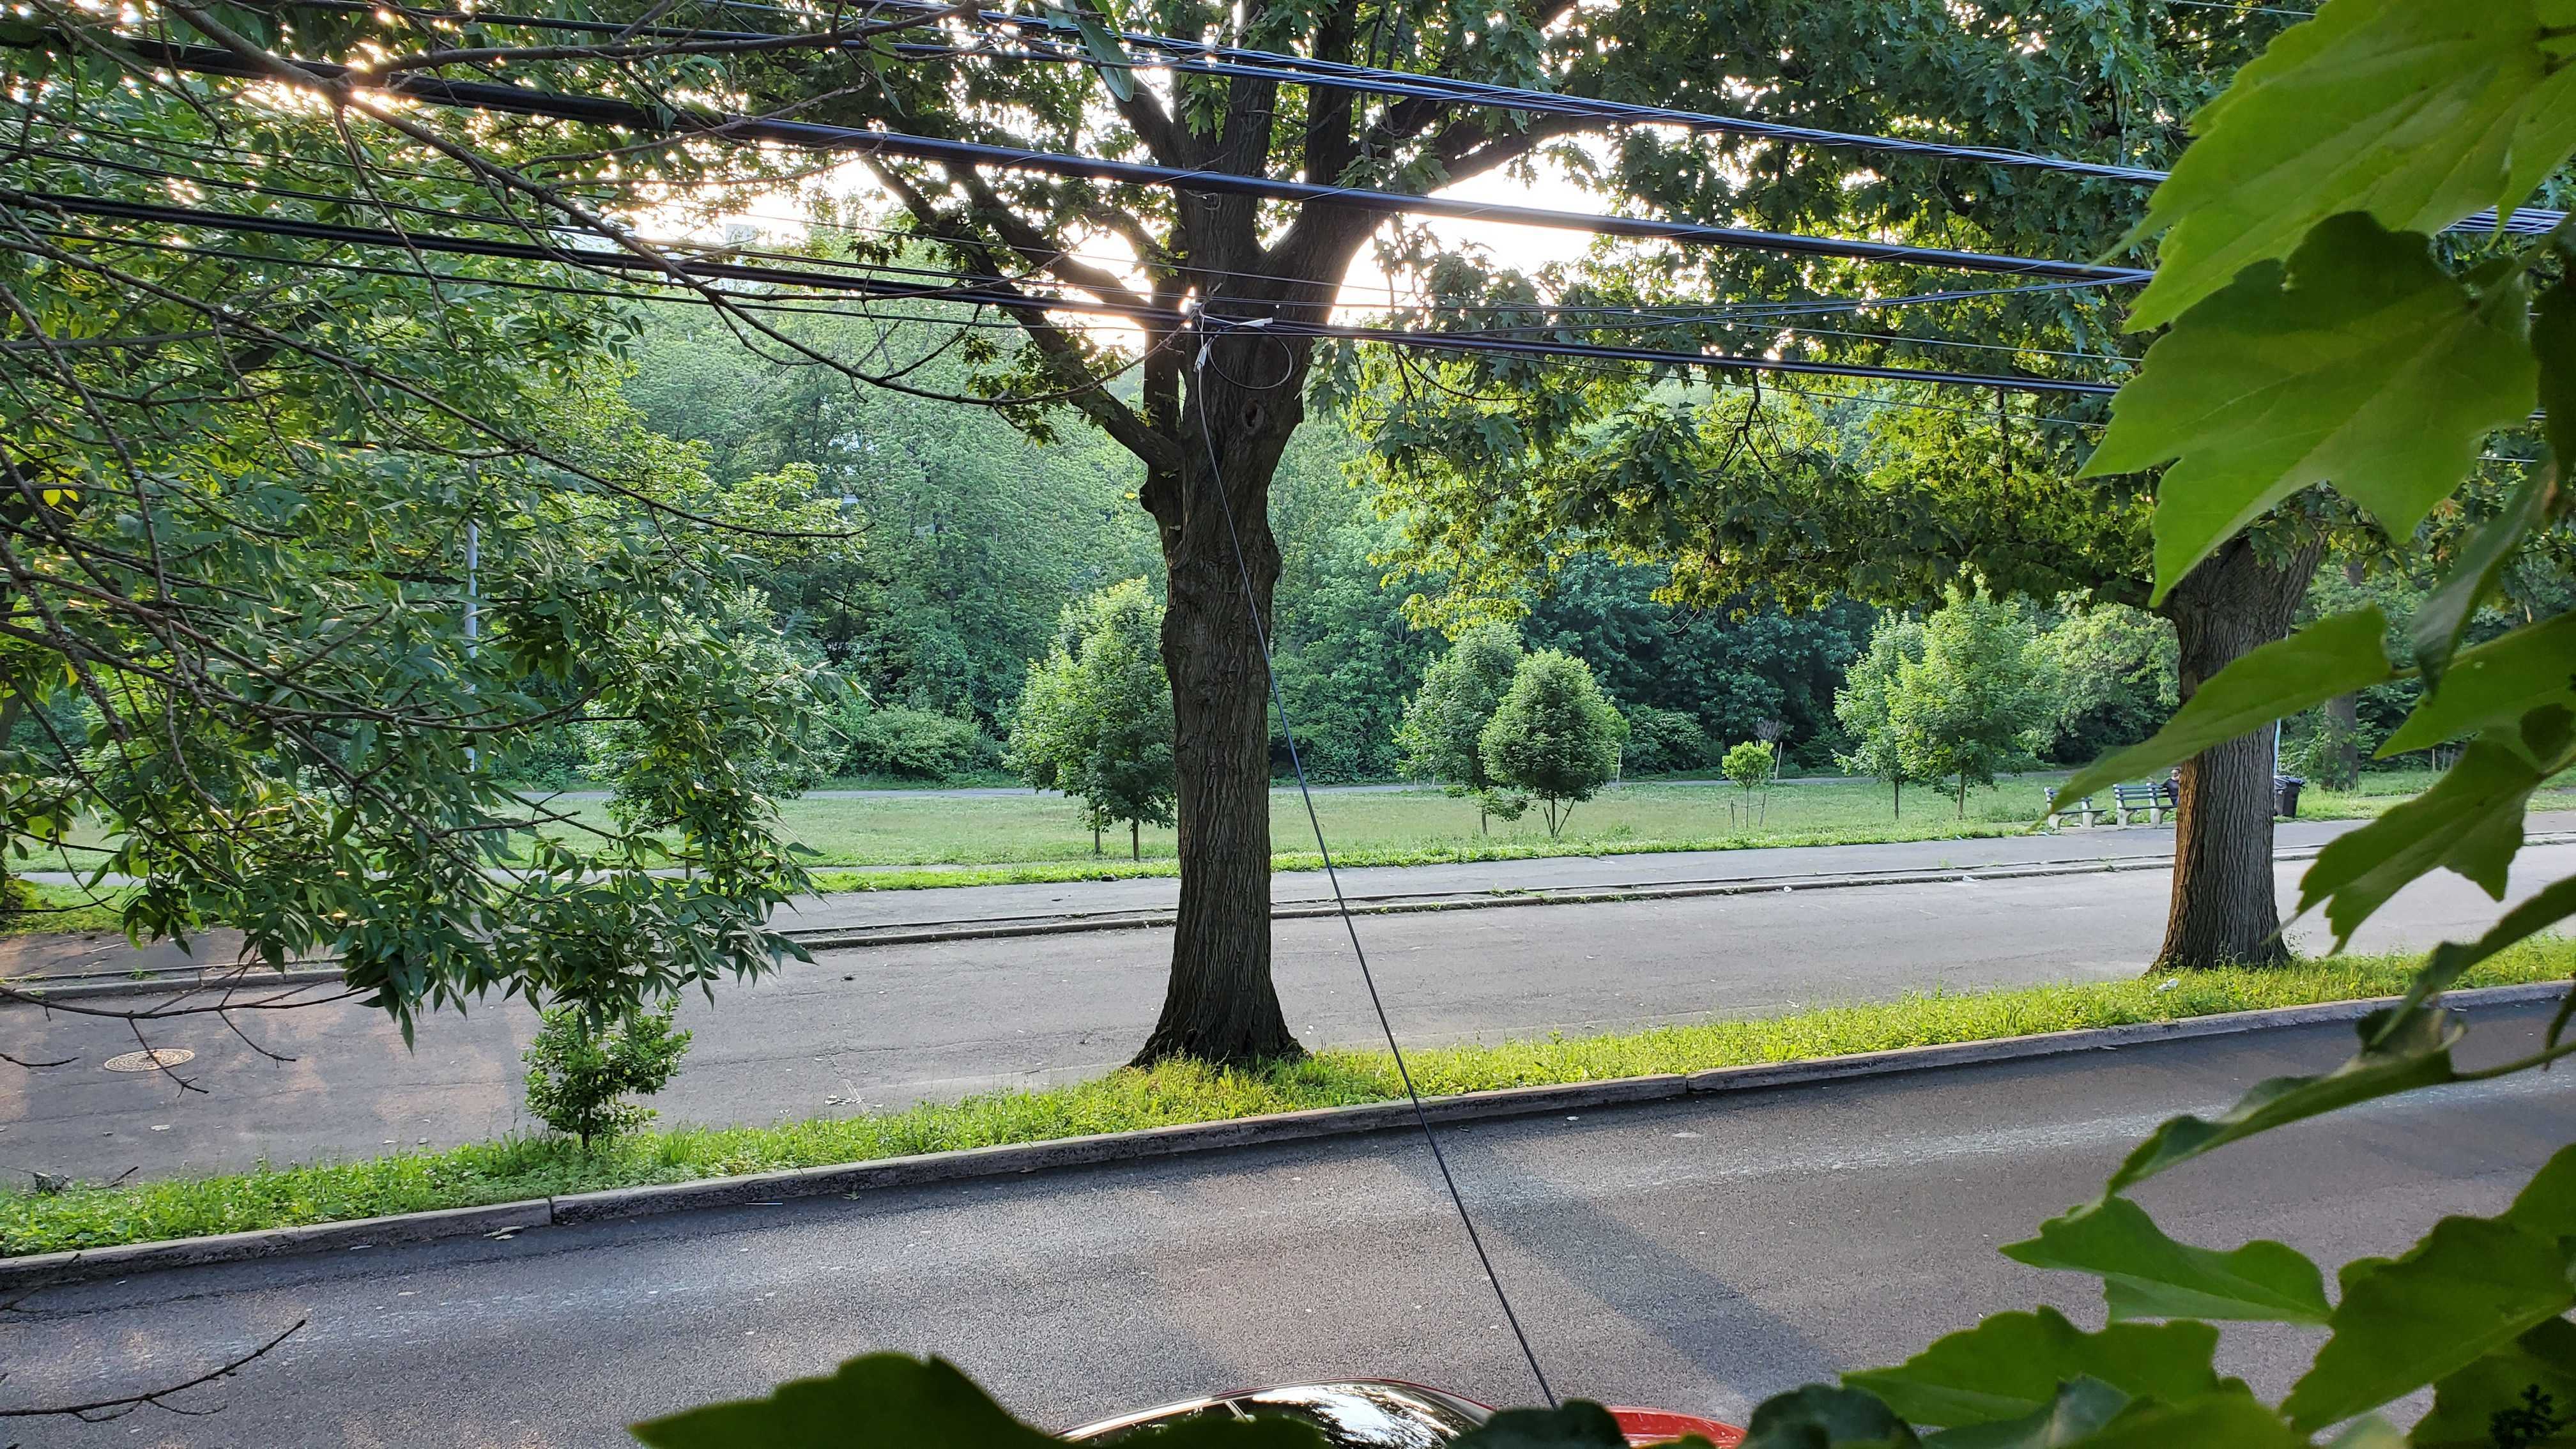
[1836,616,1928,818]
[1479,651,1622,838]
[1721,739,1775,792]
[622,307,1159,728]
[650,1,2576,1443]
[1346,4,2354,969]
[1009,582,1178,860]
[1887,588,2057,818]
[1395,624,1529,832]
[0,55,829,1036]
[2035,602,2179,765]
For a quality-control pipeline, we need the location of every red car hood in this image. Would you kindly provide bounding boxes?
[1607,1406,1747,1446]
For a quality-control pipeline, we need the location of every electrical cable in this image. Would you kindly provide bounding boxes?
[4,188,2124,395]
[1188,312,1558,1407]
[98,38,2159,286]
[275,0,2550,236]
[33,132,2144,362]
[10,111,2149,324]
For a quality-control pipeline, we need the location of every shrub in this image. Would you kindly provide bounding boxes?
[836,702,1002,781]
[522,1001,692,1149]
[1619,703,1709,774]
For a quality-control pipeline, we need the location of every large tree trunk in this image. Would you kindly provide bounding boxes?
[2152,535,2325,969]
[1130,346,1307,1066]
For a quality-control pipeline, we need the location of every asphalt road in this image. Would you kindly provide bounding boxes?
[3,1001,2567,1446]
[4,831,2572,1186]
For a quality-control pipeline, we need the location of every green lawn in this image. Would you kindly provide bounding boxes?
[0,883,134,938]
[6,937,2568,1256]
[31,770,2571,901]
[654,770,2541,877]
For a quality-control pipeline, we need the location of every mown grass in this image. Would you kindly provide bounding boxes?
[9,937,2569,1257]
[36,773,2576,901]
[0,883,134,938]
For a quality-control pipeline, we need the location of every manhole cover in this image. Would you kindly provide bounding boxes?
[102,1048,194,1073]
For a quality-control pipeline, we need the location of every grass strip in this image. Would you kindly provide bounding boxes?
[8,939,2570,1257]
[802,821,2048,893]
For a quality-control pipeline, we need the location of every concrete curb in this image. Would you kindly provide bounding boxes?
[4,982,2559,1292]
[24,832,2576,1000]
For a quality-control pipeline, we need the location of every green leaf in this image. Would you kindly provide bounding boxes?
[2100,1005,2463,1193]
[2390,872,2576,1022]
[2383,611,2576,756]
[1737,1386,1922,1449]
[2033,1392,2305,1449]
[627,1354,1071,1449]
[2050,608,2392,809]
[1051,1,1137,102]
[2297,732,2548,945]
[2416,1317,2576,1449]
[1845,1309,2224,1428]
[2122,0,2576,330]
[1919,1377,2129,1449]
[2002,1197,2332,1325]
[2324,1418,2409,1449]
[2284,1147,2576,1430]
[2538,281,2576,481]
[2084,215,2535,601]
[1452,1402,1655,1448]
[2410,466,2563,691]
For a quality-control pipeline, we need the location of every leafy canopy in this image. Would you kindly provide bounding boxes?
[652,0,2576,1445]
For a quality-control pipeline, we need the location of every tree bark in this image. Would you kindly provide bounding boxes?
[1131,818,1140,862]
[2152,535,2325,969]
[1130,338,1308,1066]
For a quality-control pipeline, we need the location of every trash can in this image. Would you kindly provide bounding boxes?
[2274,775,2304,820]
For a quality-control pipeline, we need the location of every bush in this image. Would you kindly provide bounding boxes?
[1620,704,1710,774]
[834,702,1002,781]
[502,725,590,789]
[522,1001,692,1149]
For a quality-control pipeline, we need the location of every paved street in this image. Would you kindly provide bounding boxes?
[3,829,2570,1184]
[2,1000,2565,1446]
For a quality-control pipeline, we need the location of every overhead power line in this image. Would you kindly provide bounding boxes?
[13,111,2135,330]
[105,38,2154,286]
[5,188,2122,396]
[286,0,2559,237]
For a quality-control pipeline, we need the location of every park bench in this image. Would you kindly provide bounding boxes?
[2112,781,2171,825]
[2046,792,2103,829]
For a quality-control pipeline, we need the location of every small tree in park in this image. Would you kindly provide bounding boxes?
[1479,652,1623,839]
[1722,739,1776,829]
[1836,616,1929,819]
[1395,624,1530,834]
[1008,581,1176,859]
[1890,586,2058,818]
